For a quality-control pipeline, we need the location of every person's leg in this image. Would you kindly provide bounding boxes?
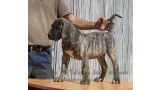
[28,51,34,78]
[29,51,42,90]
[28,51,53,90]
[33,51,53,79]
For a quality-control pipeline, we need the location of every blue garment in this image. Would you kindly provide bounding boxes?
[28,51,53,79]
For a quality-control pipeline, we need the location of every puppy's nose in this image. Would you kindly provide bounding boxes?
[48,33,51,36]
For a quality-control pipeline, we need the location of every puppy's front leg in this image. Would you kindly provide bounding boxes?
[54,52,70,82]
[80,50,90,85]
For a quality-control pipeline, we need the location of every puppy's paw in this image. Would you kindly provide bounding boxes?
[80,78,90,85]
[112,77,120,84]
[94,77,103,82]
[54,77,64,82]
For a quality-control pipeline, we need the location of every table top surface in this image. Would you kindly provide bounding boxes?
[28,78,133,90]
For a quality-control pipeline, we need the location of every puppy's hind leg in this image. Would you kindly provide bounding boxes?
[94,54,108,82]
[107,46,120,84]
[54,52,70,82]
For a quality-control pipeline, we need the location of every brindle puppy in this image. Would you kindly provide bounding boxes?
[48,14,122,85]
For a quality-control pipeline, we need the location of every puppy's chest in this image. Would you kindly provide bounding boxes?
[62,39,81,59]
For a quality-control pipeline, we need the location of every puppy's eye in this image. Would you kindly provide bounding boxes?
[56,27,61,29]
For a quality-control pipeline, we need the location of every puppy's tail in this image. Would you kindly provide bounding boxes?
[108,14,122,33]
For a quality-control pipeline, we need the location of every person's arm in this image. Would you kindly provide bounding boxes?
[63,14,111,31]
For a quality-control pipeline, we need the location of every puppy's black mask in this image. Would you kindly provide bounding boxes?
[48,19,64,41]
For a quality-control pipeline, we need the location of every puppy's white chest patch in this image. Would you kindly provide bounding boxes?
[65,50,75,58]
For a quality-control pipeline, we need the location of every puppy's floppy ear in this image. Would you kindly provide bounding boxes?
[61,20,70,38]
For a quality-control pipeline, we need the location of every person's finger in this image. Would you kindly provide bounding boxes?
[107,18,111,21]
[107,22,115,25]
[101,17,107,21]
[100,17,109,23]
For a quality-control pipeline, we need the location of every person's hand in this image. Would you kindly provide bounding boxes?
[94,17,115,31]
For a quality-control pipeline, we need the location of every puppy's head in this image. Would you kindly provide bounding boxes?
[48,18,69,41]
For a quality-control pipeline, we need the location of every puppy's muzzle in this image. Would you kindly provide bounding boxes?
[47,33,60,41]
[47,33,52,40]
